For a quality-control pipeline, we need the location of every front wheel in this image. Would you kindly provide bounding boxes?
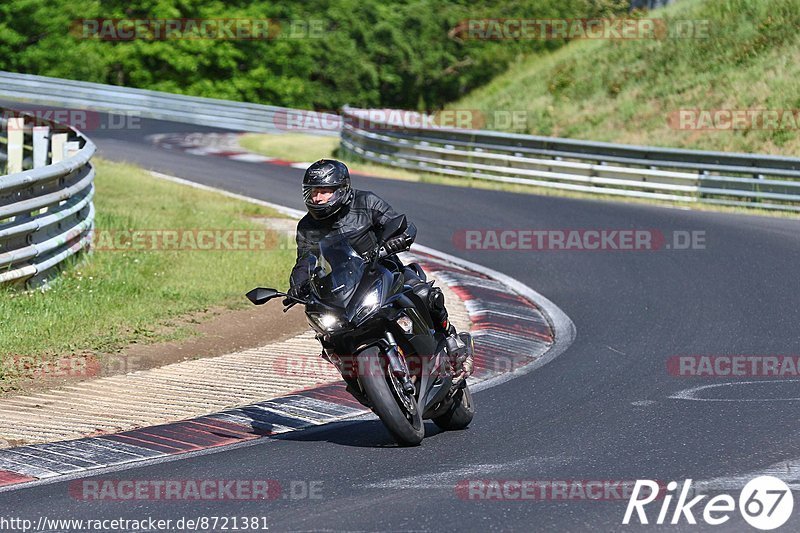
[433,385,475,430]
[358,347,424,446]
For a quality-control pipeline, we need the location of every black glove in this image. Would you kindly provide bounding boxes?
[283,282,310,306]
[384,235,408,254]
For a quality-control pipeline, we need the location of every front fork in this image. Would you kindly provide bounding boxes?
[318,332,415,396]
[383,332,416,394]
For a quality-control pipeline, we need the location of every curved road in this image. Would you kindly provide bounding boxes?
[1,114,799,531]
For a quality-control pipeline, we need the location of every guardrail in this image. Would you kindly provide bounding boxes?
[340,106,800,212]
[0,71,339,136]
[0,108,95,287]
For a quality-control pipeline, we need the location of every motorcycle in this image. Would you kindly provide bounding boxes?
[246,215,474,446]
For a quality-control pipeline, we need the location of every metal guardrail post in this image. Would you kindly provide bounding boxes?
[32,126,49,169]
[6,118,24,174]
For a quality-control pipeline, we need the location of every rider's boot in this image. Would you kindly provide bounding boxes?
[427,286,474,384]
[444,324,473,387]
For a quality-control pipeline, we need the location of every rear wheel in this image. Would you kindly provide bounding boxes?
[358,347,424,446]
[433,385,475,430]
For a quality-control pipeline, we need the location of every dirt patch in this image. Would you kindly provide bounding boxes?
[120,303,309,369]
[1,303,310,398]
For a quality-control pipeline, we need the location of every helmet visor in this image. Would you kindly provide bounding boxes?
[303,184,345,206]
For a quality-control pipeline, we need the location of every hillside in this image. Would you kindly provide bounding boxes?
[451,0,800,155]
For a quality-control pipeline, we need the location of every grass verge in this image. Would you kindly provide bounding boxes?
[0,158,295,374]
[239,133,422,182]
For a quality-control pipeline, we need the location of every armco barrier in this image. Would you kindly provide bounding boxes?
[0,71,339,136]
[339,105,800,212]
[0,109,95,287]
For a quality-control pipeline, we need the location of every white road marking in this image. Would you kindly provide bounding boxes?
[693,457,800,493]
[227,153,275,163]
[669,379,800,402]
[359,458,568,490]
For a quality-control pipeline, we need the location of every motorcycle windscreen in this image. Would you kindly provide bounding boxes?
[310,232,366,308]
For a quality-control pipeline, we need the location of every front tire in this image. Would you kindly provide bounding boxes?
[358,347,424,446]
[433,385,475,430]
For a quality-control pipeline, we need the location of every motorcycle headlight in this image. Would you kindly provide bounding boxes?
[353,284,382,323]
[308,312,345,332]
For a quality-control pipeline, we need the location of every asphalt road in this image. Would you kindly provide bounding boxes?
[1,112,799,532]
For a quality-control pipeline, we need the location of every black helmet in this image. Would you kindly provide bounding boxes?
[302,159,353,220]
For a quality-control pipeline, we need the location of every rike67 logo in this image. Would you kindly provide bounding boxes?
[623,476,794,530]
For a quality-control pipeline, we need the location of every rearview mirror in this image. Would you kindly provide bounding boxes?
[381,215,407,242]
[246,287,283,305]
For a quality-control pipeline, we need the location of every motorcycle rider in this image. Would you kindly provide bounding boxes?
[287,159,473,382]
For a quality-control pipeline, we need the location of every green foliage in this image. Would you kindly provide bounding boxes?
[0,0,628,110]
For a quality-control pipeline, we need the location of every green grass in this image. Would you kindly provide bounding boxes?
[450,0,800,156]
[239,133,340,164]
[0,158,295,366]
[239,133,423,181]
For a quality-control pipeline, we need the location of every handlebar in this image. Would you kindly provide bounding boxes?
[282,289,311,311]
[370,239,410,265]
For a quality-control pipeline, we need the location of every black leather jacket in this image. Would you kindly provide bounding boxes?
[289,189,417,287]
